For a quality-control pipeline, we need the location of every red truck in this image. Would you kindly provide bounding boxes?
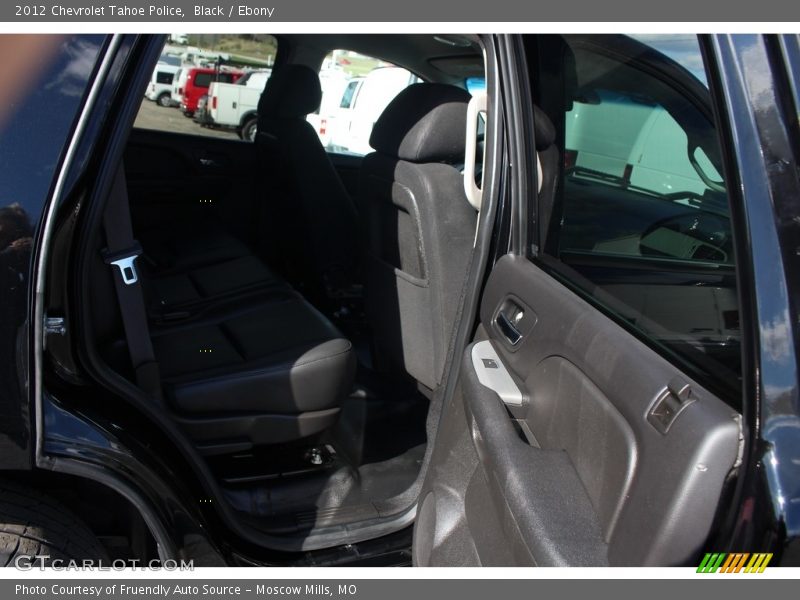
[175,66,242,116]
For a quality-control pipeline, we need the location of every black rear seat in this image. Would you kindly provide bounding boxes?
[147,254,285,318]
[150,287,355,453]
[136,224,287,318]
[139,223,250,272]
[100,205,356,455]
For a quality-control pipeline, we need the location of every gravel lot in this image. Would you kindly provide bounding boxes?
[134,97,243,141]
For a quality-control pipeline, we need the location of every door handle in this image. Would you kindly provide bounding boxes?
[199,157,221,168]
[496,311,523,345]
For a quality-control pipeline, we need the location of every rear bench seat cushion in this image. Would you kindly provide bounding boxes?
[139,225,250,272]
[152,293,356,415]
[149,254,285,309]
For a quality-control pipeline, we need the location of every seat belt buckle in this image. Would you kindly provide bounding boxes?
[102,242,143,286]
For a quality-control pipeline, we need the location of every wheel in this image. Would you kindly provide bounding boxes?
[183,111,194,118]
[0,480,109,567]
[156,93,172,107]
[241,117,258,142]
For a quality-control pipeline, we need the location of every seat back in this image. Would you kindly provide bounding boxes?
[532,105,559,251]
[255,65,360,297]
[361,83,476,389]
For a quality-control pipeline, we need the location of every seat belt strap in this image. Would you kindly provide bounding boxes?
[101,166,162,401]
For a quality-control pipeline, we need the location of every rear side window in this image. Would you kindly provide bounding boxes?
[193,72,212,88]
[155,71,174,84]
[238,71,270,89]
[310,50,420,156]
[218,72,238,84]
[531,35,741,403]
[339,79,360,108]
[134,34,277,141]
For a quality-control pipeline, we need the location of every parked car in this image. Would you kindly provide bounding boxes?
[565,89,721,199]
[0,33,798,569]
[207,69,271,140]
[193,94,212,126]
[307,75,364,148]
[177,66,243,117]
[157,54,181,67]
[170,66,187,108]
[143,62,180,107]
[306,68,351,147]
[327,66,419,154]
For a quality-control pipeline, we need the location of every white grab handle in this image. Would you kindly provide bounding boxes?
[463,91,487,211]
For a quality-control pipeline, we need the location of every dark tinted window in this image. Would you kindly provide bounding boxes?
[193,72,212,88]
[534,35,741,402]
[155,70,174,84]
[340,80,359,108]
[192,71,236,89]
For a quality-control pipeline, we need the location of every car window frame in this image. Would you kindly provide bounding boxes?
[131,35,281,142]
[525,34,744,407]
[316,48,424,157]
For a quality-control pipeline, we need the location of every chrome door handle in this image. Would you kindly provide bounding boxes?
[496,311,523,345]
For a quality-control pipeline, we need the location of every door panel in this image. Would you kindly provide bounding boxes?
[415,255,740,566]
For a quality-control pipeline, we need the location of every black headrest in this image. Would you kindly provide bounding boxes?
[533,105,556,151]
[257,64,321,119]
[370,83,472,163]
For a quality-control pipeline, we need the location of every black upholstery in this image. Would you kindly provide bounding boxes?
[256,64,360,297]
[533,106,560,253]
[153,293,354,416]
[361,83,477,389]
[370,83,471,163]
[136,224,287,316]
[95,208,356,455]
[533,104,556,150]
[257,64,322,119]
[148,254,285,312]
[139,225,249,272]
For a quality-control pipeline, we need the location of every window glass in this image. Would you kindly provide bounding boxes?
[310,50,420,156]
[158,54,181,67]
[193,72,213,88]
[155,71,174,85]
[339,80,360,109]
[237,70,270,90]
[629,34,708,86]
[134,34,277,141]
[535,35,741,402]
[466,76,486,94]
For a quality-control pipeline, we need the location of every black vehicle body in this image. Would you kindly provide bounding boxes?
[0,33,798,566]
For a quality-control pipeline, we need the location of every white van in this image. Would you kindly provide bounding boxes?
[171,67,189,109]
[565,90,721,197]
[208,69,272,140]
[327,67,419,155]
[307,68,351,147]
[144,63,180,107]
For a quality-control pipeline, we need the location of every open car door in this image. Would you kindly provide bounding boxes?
[412,34,748,566]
